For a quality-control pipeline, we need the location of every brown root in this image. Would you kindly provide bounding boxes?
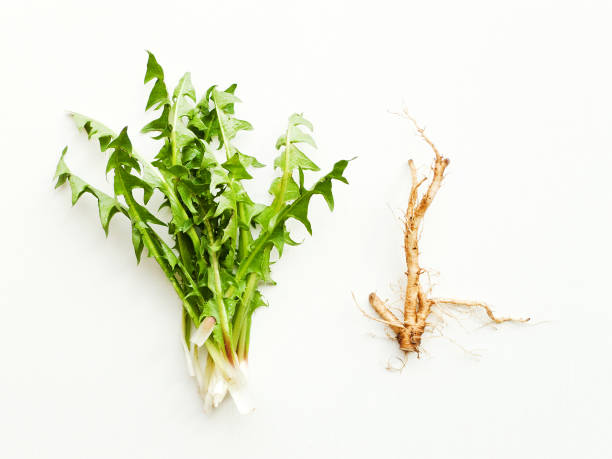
[432,299,530,324]
[367,111,527,356]
[368,293,403,334]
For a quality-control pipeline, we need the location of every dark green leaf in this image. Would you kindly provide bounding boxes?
[142,105,170,136]
[146,79,170,111]
[132,223,144,262]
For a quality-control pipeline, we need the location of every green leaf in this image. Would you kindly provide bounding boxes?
[260,158,350,239]
[96,192,124,235]
[209,87,253,150]
[221,150,262,181]
[173,73,196,102]
[268,224,298,257]
[144,51,164,83]
[146,79,170,111]
[212,87,241,109]
[221,83,238,114]
[289,159,350,230]
[214,189,237,217]
[250,290,268,313]
[229,118,253,133]
[200,143,220,169]
[68,175,90,205]
[163,164,189,178]
[144,52,170,112]
[210,167,230,193]
[142,105,170,136]
[70,113,114,151]
[54,146,70,187]
[160,239,179,269]
[273,144,320,172]
[288,113,313,131]
[240,202,266,228]
[221,211,238,244]
[55,147,126,235]
[236,150,264,169]
[113,169,154,204]
[222,152,253,180]
[286,193,314,234]
[169,73,197,156]
[132,223,144,262]
[177,179,206,214]
[114,168,164,226]
[287,125,317,148]
[216,110,250,144]
[172,121,196,152]
[106,127,141,173]
[243,246,270,278]
[268,176,299,201]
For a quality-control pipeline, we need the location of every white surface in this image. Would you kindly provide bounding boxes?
[1,1,611,458]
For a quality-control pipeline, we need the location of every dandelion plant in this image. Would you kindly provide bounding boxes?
[55,52,350,413]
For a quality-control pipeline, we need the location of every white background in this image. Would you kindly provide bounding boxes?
[1,1,611,458]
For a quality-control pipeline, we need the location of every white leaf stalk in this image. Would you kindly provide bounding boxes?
[227,367,253,414]
[191,317,216,347]
[186,323,253,414]
[204,367,228,412]
[182,340,195,377]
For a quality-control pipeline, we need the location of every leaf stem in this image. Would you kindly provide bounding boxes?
[240,315,252,361]
[237,201,251,260]
[204,220,237,365]
[271,125,292,213]
[205,340,234,376]
[116,168,199,326]
[177,233,194,274]
[232,273,258,350]
[213,93,253,264]
[133,151,201,254]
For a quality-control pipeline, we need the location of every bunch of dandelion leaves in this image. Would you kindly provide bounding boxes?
[54,52,350,413]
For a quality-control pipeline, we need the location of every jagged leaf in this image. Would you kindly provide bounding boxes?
[268,176,300,202]
[222,153,253,180]
[144,51,164,83]
[273,144,319,172]
[132,223,144,262]
[268,224,298,257]
[212,87,241,109]
[54,147,125,235]
[70,112,114,151]
[142,105,170,137]
[288,113,313,131]
[240,202,266,228]
[173,73,196,102]
[285,193,314,234]
[146,79,169,111]
[287,125,317,148]
[144,51,170,111]
[168,74,197,156]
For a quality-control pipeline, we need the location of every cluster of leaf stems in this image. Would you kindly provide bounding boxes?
[55,52,349,378]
